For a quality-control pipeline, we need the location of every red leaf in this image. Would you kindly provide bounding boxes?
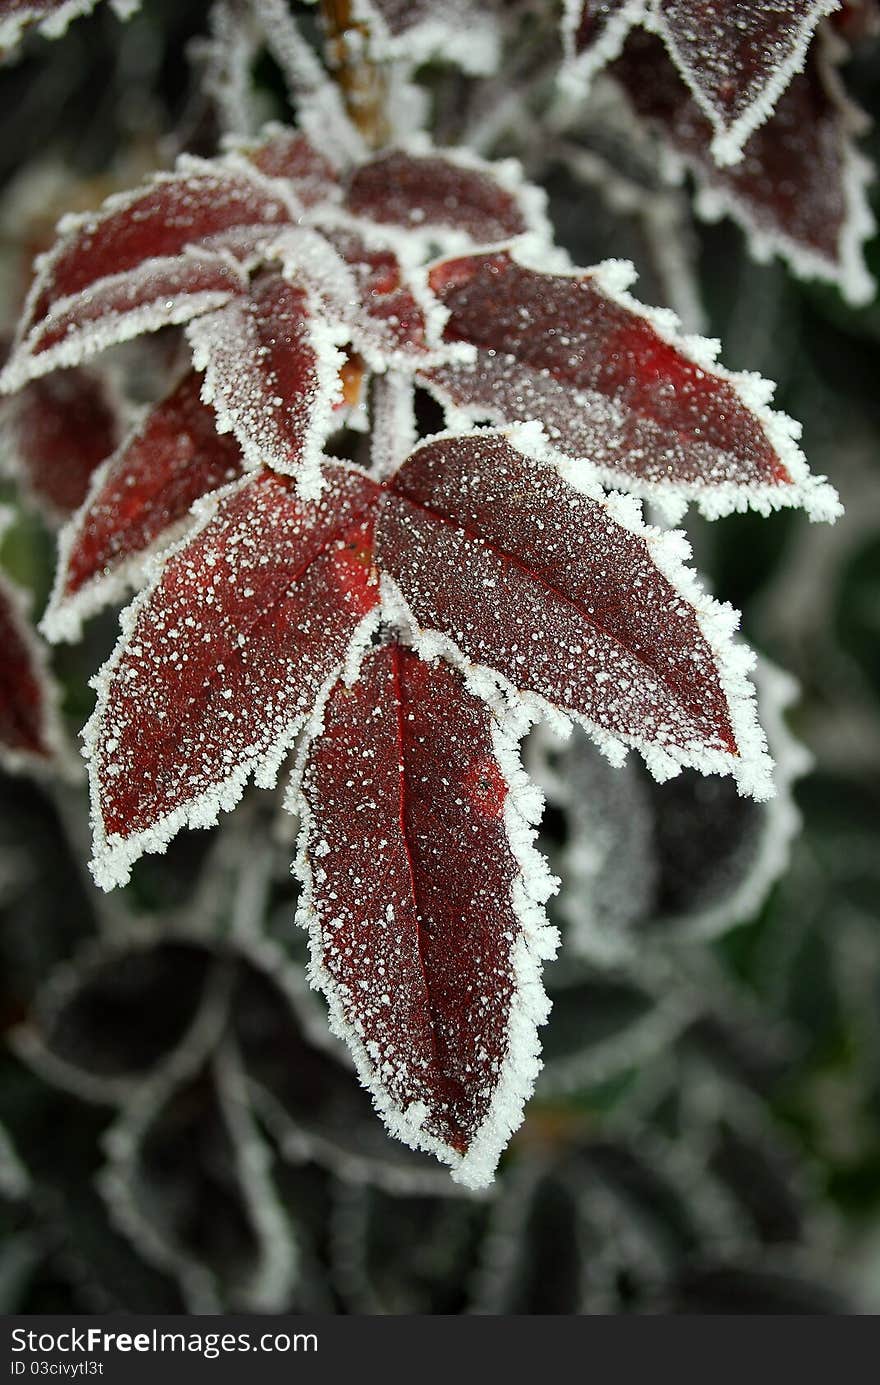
[350,0,503,72]
[562,1,644,81]
[423,249,839,521]
[376,428,772,796]
[345,149,537,245]
[0,568,63,771]
[303,224,439,365]
[44,371,245,641]
[293,640,557,1186]
[651,1,838,165]
[2,365,120,518]
[186,270,344,497]
[833,0,880,41]
[238,126,342,207]
[3,160,296,383]
[86,464,382,889]
[609,29,875,305]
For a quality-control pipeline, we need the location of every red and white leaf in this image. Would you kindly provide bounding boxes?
[832,0,880,41]
[561,0,647,88]
[649,1,840,166]
[291,640,558,1187]
[1,159,297,386]
[349,0,504,74]
[0,0,137,52]
[610,28,876,306]
[229,125,343,208]
[344,145,550,251]
[186,271,346,499]
[423,247,840,522]
[1,365,120,519]
[272,223,449,370]
[43,371,245,642]
[0,519,66,773]
[85,463,382,890]
[376,427,774,797]
[370,372,417,480]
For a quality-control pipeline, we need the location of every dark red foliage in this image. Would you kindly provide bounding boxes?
[299,642,521,1157]
[346,151,528,242]
[611,30,853,271]
[426,251,788,492]
[321,227,430,358]
[573,0,631,54]
[61,371,245,601]
[6,366,119,515]
[23,254,246,372]
[244,128,341,207]
[654,1,830,130]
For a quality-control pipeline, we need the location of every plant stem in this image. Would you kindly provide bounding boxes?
[320,0,391,149]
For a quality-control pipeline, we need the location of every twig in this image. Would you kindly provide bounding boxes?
[320,0,390,150]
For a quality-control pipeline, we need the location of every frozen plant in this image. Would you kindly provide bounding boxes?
[0,0,873,1190]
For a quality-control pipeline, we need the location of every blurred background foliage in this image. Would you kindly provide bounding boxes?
[0,0,879,1314]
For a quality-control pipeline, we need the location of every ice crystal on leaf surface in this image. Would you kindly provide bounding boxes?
[0,508,68,776]
[0,9,851,1184]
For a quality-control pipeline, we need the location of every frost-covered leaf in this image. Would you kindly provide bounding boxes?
[649,1,840,167]
[0,0,138,53]
[1,160,298,385]
[330,1181,480,1314]
[14,940,213,1104]
[609,29,876,306]
[0,551,66,775]
[541,660,810,956]
[1,365,120,519]
[234,956,458,1194]
[345,147,546,250]
[292,640,558,1189]
[273,225,443,371]
[186,271,344,497]
[377,427,773,796]
[423,249,840,522]
[233,126,342,208]
[43,371,245,642]
[832,0,880,40]
[101,1052,297,1312]
[86,464,382,890]
[317,226,440,363]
